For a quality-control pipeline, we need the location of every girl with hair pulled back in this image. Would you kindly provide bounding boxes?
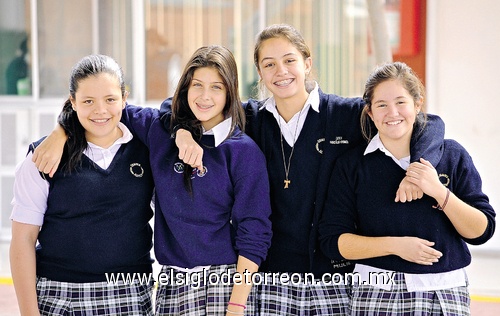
[59,54,127,172]
[10,54,155,315]
[320,61,495,315]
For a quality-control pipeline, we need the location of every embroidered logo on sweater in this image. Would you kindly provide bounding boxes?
[129,163,144,177]
[316,136,350,154]
[330,136,349,145]
[173,162,208,179]
[331,259,352,269]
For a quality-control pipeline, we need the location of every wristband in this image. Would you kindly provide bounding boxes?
[432,188,450,211]
[228,302,246,309]
[171,123,190,139]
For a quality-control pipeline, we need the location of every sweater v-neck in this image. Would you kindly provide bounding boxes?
[82,145,125,175]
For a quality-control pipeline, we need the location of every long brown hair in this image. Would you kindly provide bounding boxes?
[170,45,244,193]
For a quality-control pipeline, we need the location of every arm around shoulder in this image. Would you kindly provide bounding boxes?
[410,113,445,166]
[32,124,68,177]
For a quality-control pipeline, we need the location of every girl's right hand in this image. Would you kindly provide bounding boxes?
[175,129,204,171]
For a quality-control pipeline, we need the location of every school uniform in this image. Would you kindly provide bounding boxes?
[10,124,155,315]
[319,126,496,315]
[123,105,273,315]
[240,85,361,315]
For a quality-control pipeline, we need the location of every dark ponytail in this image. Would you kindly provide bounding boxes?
[58,99,87,173]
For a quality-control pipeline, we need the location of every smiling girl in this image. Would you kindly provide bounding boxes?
[125,45,272,316]
[10,54,155,315]
[319,62,495,315]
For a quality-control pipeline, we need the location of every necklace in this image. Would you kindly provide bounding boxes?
[277,106,304,189]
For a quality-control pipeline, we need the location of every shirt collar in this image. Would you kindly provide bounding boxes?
[87,122,133,149]
[259,82,320,113]
[364,133,410,170]
[203,117,232,147]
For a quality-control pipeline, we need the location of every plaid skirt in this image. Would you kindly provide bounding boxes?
[255,272,350,315]
[350,272,470,315]
[36,276,154,315]
[155,264,257,315]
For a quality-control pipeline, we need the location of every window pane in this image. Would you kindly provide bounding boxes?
[145,0,370,102]
[263,0,370,97]
[37,0,133,98]
[37,0,93,97]
[0,0,31,96]
[145,0,261,102]
[97,0,134,98]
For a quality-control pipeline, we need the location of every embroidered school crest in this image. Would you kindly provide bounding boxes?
[173,162,208,179]
[174,162,184,173]
[129,163,144,177]
[315,138,325,154]
[316,136,350,154]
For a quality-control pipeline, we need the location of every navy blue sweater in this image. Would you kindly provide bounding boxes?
[319,133,496,273]
[122,106,272,268]
[34,138,154,282]
[243,95,365,275]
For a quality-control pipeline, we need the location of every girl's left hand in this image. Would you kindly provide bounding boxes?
[405,158,443,199]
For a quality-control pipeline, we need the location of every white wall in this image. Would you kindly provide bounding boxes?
[427,0,500,251]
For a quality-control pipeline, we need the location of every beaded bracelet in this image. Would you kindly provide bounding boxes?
[228,302,247,309]
[432,188,450,211]
[225,309,245,315]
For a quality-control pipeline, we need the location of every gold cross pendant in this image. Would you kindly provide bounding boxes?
[284,179,291,189]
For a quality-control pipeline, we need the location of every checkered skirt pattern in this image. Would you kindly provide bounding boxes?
[155,264,257,315]
[350,272,470,315]
[36,276,154,315]
[255,273,350,315]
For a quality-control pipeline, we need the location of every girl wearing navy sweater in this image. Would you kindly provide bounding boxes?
[319,62,496,315]
[171,25,446,315]
[125,45,272,315]
[10,55,155,315]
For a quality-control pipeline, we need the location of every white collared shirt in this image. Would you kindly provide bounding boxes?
[364,133,410,170]
[202,117,232,147]
[260,83,320,147]
[361,134,467,291]
[84,122,134,169]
